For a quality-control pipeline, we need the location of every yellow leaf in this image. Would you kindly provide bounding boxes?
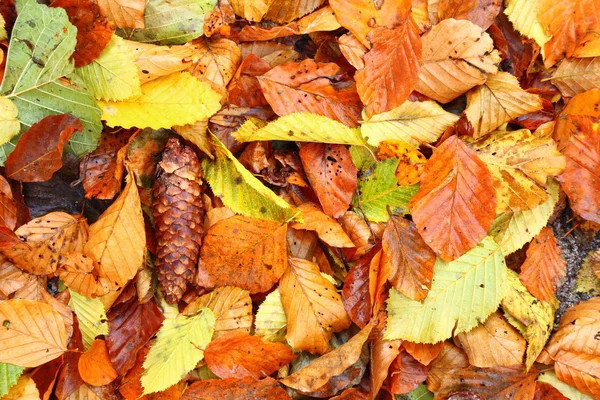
[504,0,549,48]
[361,100,459,147]
[0,299,67,367]
[126,40,198,83]
[0,14,6,41]
[2,375,39,400]
[68,289,109,351]
[99,72,221,129]
[415,19,501,103]
[467,129,565,213]
[84,172,145,292]
[229,0,272,21]
[465,72,543,138]
[297,7,341,33]
[173,119,213,158]
[280,257,351,354]
[187,38,241,97]
[0,97,19,146]
[255,287,287,342]
[264,0,324,23]
[73,35,141,101]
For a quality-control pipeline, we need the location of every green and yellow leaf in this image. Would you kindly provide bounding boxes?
[0,363,24,397]
[255,288,287,342]
[0,97,20,146]
[68,290,109,351]
[538,370,594,400]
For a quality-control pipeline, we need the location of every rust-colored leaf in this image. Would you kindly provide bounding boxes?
[342,247,378,328]
[299,143,357,218]
[355,19,421,116]
[55,317,84,400]
[388,350,428,394]
[437,0,501,30]
[534,381,569,400]
[228,55,271,107]
[427,342,469,392]
[370,322,401,398]
[409,135,497,261]
[519,227,567,301]
[78,339,118,387]
[51,0,114,67]
[290,202,355,248]
[402,341,444,366]
[204,331,295,378]
[57,253,105,298]
[258,59,361,127]
[382,215,435,302]
[554,350,600,398]
[5,115,83,182]
[181,377,291,400]
[0,174,16,229]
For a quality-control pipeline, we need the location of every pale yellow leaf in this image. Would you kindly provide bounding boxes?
[230,0,271,21]
[68,290,109,351]
[297,6,341,33]
[504,0,549,48]
[0,97,19,146]
[255,288,287,342]
[126,40,197,83]
[97,0,146,29]
[173,119,213,158]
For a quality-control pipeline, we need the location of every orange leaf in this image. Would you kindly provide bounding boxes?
[0,256,32,297]
[5,115,83,182]
[299,143,357,218]
[553,90,600,151]
[78,339,118,387]
[228,55,271,108]
[238,24,300,41]
[438,366,538,399]
[554,350,600,398]
[97,0,145,29]
[388,350,428,394]
[427,342,469,392]
[402,341,443,366]
[280,257,351,354]
[370,323,401,398]
[330,388,369,399]
[382,215,435,302]
[377,140,426,186]
[257,59,361,127]
[57,253,106,297]
[355,19,421,116]
[290,202,355,248]
[0,174,16,230]
[50,0,114,67]
[409,135,497,261]
[204,331,295,378]
[197,216,287,294]
[338,211,377,260]
[534,381,569,400]
[437,0,502,30]
[519,227,566,301]
[180,377,290,400]
[538,0,600,67]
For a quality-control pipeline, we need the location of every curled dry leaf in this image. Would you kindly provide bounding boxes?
[355,19,421,116]
[415,18,501,103]
[280,257,352,354]
[370,322,401,398]
[427,342,470,392]
[257,59,361,127]
[280,322,374,393]
[382,215,435,302]
[409,135,497,261]
[187,38,241,98]
[204,331,295,379]
[338,211,376,260]
[0,256,33,297]
[197,216,287,294]
[57,252,105,297]
[238,24,300,41]
[262,0,323,23]
[553,90,600,151]
[519,227,567,301]
[337,33,367,70]
[5,114,83,182]
[78,339,118,387]
[437,0,502,30]
[50,0,114,67]
[0,299,68,367]
[1,212,88,276]
[290,202,354,248]
[181,376,291,400]
[97,0,145,29]
[299,143,357,219]
[228,55,271,108]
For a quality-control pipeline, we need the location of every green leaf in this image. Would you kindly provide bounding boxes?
[255,288,287,342]
[361,100,459,147]
[0,14,6,41]
[123,0,217,45]
[395,384,434,400]
[232,113,365,145]
[68,289,109,351]
[501,269,557,370]
[349,145,377,172]
[352,158,419,222]
[0,97,20,146]
[490,178,559,255]
[72,35,141,101]
[202,134,299,223]
[99,72,221,129]
[141,308,215,394]
[0,363,24,397]
[386,236,507,343]
[538,370,594,400]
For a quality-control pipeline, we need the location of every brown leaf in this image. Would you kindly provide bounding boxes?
[551,57,600,97]
[427,342,469,392]
[437,0,501,30]
[197,216,287,294]
[487,12,535,80]
[342,247,378,328]
[519,227,567,301]
[382,215,435,302]
[402,342,443,366]
[534,381,569,400]
[5,115,83,182]
[258,59,361,127]
[238,24,300,41]
[78,339,118,387]
[228,55,271,107]
[80,129,133,200]
[280,257,351,354]
[299,143,357,218]
[50,0,114,67]
[409,135,497,261]
[355,19,421,116]
[388,350,428,394]
[456,312,526,368]
[290,202,355,248]
[330,388,369,400]
[280,322,374,392]
[55,317,84,400]
[97,0,145,29]
[370,322,401,398]
[0,174,16,229]
[181,377,290,400]
[204,331,295,378]
[106,294,164,375]
[30,353,64,400]
[554,350,600,398]
[339,211,377,260]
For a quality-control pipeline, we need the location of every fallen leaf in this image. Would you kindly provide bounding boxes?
[78,339,118,387]
[370,322,401,398]
[5,114,83,182]
[427,342,469,392]
[0,174,16,229]
[342,247,378,328]
[97,0,145,29]
[355,19,421,116]
[552,57,600,97]
[187,38,241,97]
[377,140,427,185]
[68,290,109,351]
[0,96,19,146]
[254,288,287,342]
[409,135,497,261]
[503,0,549,49]
[55,316,84,400]
[402,341,444,366]
[534,381,570,400]
[290,202,354,248]
[0,256,32,297]
[280,257,352,354]
[228,55,271,107]
[2,375,39,400]
[181,376,290,399]
[263,0,323,23]
[300,143,357,218]
[339,211,376,260]
[57,253,104,297]
[437,0,502,30]
[126,41,196,83]
[538,370,592,400]
[554,350,600,398]
[388,350,428,394]
[258,59,361,127]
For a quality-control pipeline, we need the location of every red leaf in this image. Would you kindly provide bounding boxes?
[387,350,428,394]
[30,355,64,400]
[204,331,295,379]
[534,381,569,400]
[106,295,164,376]
[342,246,378,328]
[55,317,84,400]
[299,143,357,218]
[180,377,291,400]
[50,0,114,67]
[5,114,83,182]
[228,55,272,108]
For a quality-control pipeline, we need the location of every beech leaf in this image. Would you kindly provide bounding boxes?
[97,0,145,29]
[181,376,291,400]
[78,339,118,387]
[0,97,19,146]
[552,57,600,97]
[0,363,24,398]
[254,288,287,342]
[68,290,109,351]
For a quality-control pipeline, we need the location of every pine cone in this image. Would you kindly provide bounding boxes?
[152,138,204,304]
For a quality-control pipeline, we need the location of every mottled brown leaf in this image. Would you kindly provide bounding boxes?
[181,377,290,400]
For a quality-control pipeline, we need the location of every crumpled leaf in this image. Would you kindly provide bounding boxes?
[263,0,323,24]
[187,37,241,98]
[181,376,290,399]
[437,0,501,30]
[290,202,354,248]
